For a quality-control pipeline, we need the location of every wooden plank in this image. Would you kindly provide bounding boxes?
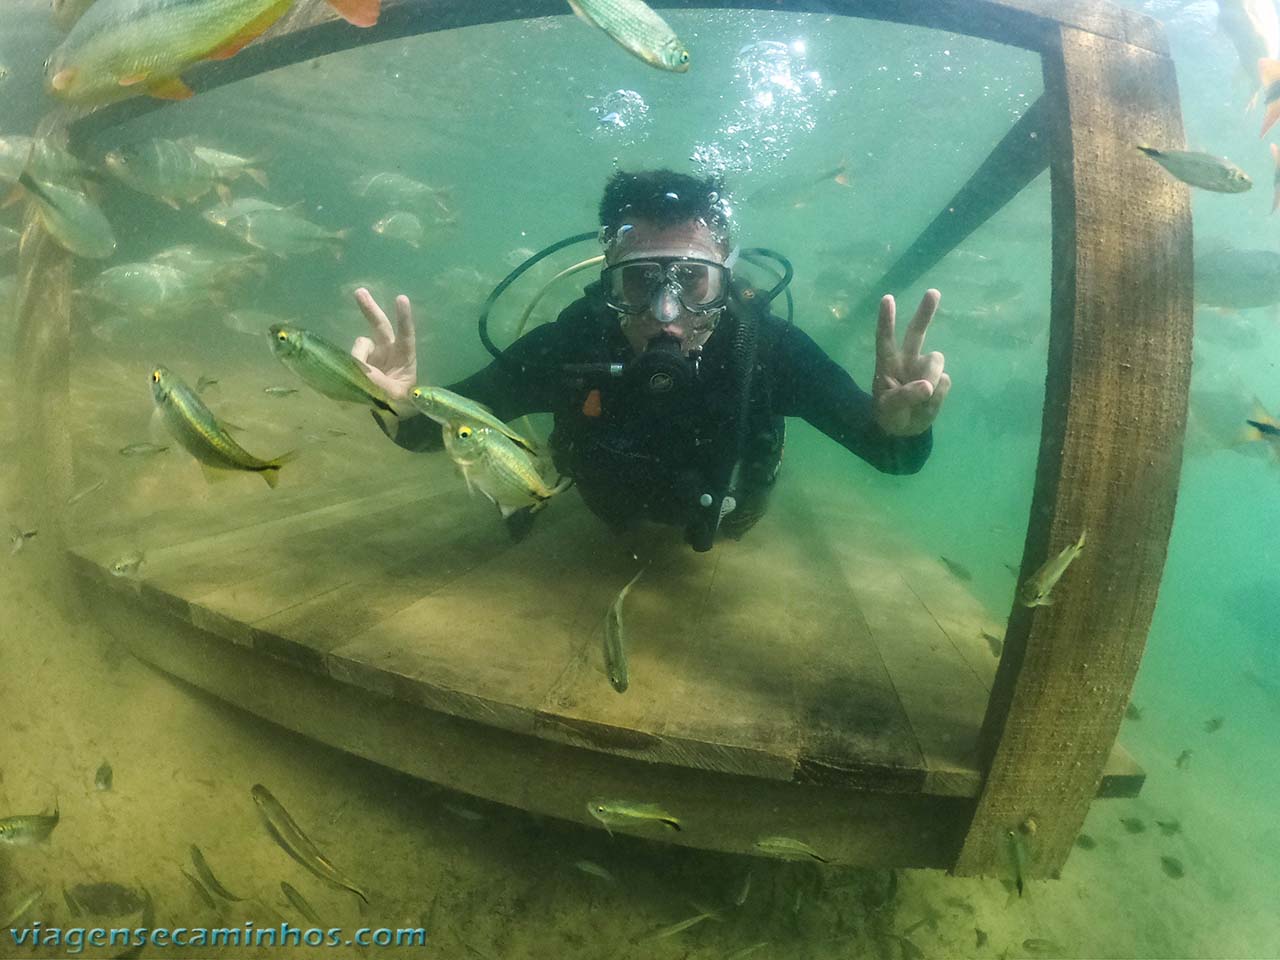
[324,501,620,736]
[87,578,973,867]
[954,24,1189,879]
[537,501,926,787]
[854,92,1050,322]
[66,0,1165,144]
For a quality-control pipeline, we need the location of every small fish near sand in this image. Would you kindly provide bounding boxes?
[1160,855,1186,879]
[1018,530,1086,607]
[120,441,169,457]
[567,0,691,73]
[251,784,369,903]
[109,551,145,577]
[1155,819,1182,836]
[0,887,44,928]
[1120,816,1146,834]
[1176,749,1193,770]
[981,630,1003,658]
[587,798,681,836]
[151,366,295,488]
[603,566,645,693]
[939,555,972,582]
[573,860,618,884]
[753,835,831,863]
[1136,146,1252,193]
[0,803,60,845]
[190,844,245,901]
[637,911,715,943]
[94,760,112,791]
[1074,833,1097,850]
[8,525,36,556]
[280,881,324,926]
[1203,715,1225,733]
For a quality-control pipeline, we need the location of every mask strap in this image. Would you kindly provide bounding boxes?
[723,245,740,270]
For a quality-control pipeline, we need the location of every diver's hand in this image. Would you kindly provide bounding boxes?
[872,288,950,437]
[351,288,417,413]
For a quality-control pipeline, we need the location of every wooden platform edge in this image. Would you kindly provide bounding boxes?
[81,576,972,869]
[69,547,1146,803]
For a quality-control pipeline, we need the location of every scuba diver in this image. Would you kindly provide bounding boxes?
[350,169,950,551]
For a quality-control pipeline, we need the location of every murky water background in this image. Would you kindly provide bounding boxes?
[2,0,1280,956]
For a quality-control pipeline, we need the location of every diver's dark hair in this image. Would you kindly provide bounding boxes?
[598,169,730,247]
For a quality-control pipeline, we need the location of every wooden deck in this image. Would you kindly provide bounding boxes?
[68,453,1141,860]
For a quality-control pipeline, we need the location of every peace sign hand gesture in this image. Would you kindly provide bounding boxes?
[872,288,951,437]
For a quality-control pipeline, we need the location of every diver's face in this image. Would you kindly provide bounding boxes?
[605,218,728,356]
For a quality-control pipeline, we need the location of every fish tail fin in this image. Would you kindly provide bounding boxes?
[261,450,298,488]
[215,182,232,204]
[1135,145,1159,158]
[324,0,380,27]
[833,158,851,187]
[1249,396,1278,429]
[246,167,269,189]
[1075,529,1087,550]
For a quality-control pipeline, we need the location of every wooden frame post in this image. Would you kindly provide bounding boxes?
[953,22,1191,879]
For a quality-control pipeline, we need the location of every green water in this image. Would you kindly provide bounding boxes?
[1,1,1278,957]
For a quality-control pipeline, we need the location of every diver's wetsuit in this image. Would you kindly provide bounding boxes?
[389,283,931,540]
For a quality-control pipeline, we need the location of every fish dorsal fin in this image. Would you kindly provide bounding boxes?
[203,0,292,61]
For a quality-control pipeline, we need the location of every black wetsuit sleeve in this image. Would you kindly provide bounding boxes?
[388,322,568,453]
[772,323,932,474]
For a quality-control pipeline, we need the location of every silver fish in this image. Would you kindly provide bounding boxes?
[191,844,245,901]
[752,835,830,863]
[1136,146,1251,193]
[587,798,681,836]
[94,760,112,791]
[1018,530,1086,607]
[639,912,714,942]
[408,386,534,452]
[443,423,568,518]
[603,567,645,693]
[8,525,36,555]
[280,881,324,926]
[0,804,59,845]
[118,442,169,457]
[109,551,145,577]
[567,0,690,72]
[251,784,369,903]
[371,211,424,248]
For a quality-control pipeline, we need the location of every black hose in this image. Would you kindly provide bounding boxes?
[478,230,597,369]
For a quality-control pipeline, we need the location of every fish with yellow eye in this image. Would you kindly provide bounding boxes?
[442,422,570,519]
[149,365,295,487]
[268,323,395,416]
[45,0,381,106]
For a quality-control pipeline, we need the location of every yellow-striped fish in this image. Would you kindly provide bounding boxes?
[1017,530,1086,608]
[150,365,294,487]
[47,0,380,106]
[443,423,569,518]
[567,0,690,73]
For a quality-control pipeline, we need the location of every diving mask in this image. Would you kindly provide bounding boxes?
[602,256,730,315]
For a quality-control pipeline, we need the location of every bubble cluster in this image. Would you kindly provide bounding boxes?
[589,89,651,144]
[691,39,824,180]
